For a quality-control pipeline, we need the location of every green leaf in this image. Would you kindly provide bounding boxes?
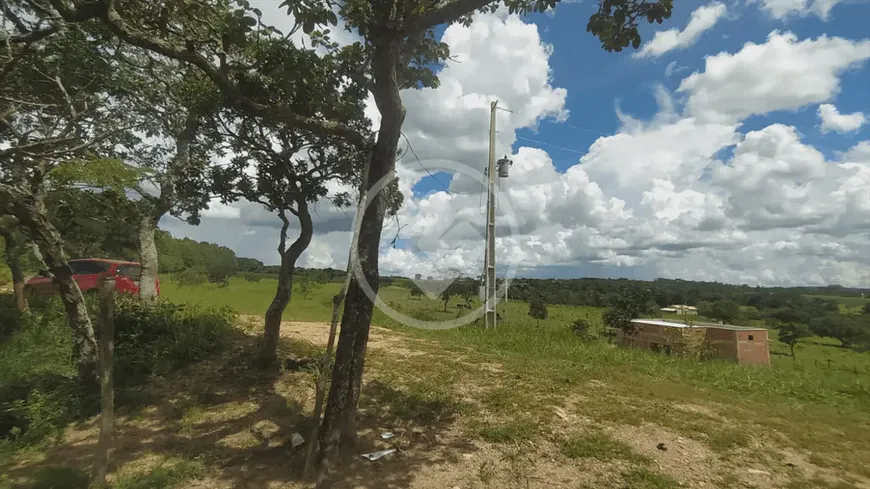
[253,7,262,17]
[48,158,147,192]
[242,16,257,27]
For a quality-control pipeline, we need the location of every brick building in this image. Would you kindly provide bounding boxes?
[617,319,770,366]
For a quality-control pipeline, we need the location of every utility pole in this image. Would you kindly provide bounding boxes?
[484,101,498,329]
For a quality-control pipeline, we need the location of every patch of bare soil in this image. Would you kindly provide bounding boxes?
[609,422,723,487]
[240,315,424,357]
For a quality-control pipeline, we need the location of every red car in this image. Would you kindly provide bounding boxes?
[24,258,158,298]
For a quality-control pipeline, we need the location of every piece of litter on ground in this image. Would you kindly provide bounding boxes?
[747,469,770,476]
[290,432,305,448]
[361,449,397,461]
[381,432,395,440]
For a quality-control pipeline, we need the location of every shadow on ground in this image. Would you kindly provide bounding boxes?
[5,333,477,489]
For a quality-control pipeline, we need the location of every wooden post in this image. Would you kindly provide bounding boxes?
[92,277,116,487]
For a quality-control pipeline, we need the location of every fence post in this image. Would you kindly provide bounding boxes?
[93,277,116,487]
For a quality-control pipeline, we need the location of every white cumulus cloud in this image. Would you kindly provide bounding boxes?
[635,2,727,59]
[679,31,870,123]
[757,0,847,20]
[817,104,867,133]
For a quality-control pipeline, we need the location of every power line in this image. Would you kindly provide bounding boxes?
[541,119,612,137]
[400,132,452,194]
[515,135,587,156]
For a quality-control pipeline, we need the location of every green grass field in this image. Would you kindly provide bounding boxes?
[162,277,870,407]
[157,277,870,487]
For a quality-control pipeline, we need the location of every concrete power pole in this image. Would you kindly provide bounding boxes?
[484,101,498,329]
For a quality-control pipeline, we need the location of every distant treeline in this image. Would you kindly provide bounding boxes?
[236,257,347,283]
[503,277,868,309]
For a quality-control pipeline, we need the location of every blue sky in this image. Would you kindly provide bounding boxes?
[439,0,869,186]
[408,1,868,198]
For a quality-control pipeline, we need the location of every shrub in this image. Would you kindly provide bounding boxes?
[0,294,24,340]
[207,270,231,288]
[113,297,236,382]
[528,297,548,326]
[174,267,208,287]
[0,300,87,448]
[0,295,235,448]
[570,318,593,340]
[241,272,262,282]
[294,277,315,298]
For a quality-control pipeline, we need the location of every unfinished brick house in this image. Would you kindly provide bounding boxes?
[616,319,771,366]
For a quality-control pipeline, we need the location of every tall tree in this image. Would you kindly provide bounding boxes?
[774,321,811,359]
[115,51,222,300]
[603,283,653,335]
[212,94,369,366]
[0,6,142,383]
[699,299,742,324]
[809,314,869,349]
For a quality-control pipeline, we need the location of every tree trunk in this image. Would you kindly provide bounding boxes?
[0,227,27,311]
[6,195,98,384]
[316,40,405,488]
[139,106,201,300]
[92,278,116,488]
[138,214,161,301]
[258,202,313,368]
[302,159,370,482]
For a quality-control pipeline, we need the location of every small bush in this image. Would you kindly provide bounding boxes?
[0,299,88,448]
[0,295,235,449]
[114,297,236,382]
[207,270,231,288]
[0,294,24,340]
[570,318,593,340]
[241,272,262,282]
[174,267,208,287]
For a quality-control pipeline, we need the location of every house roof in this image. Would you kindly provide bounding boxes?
[631,319,691,328]
[631,319,766,332]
